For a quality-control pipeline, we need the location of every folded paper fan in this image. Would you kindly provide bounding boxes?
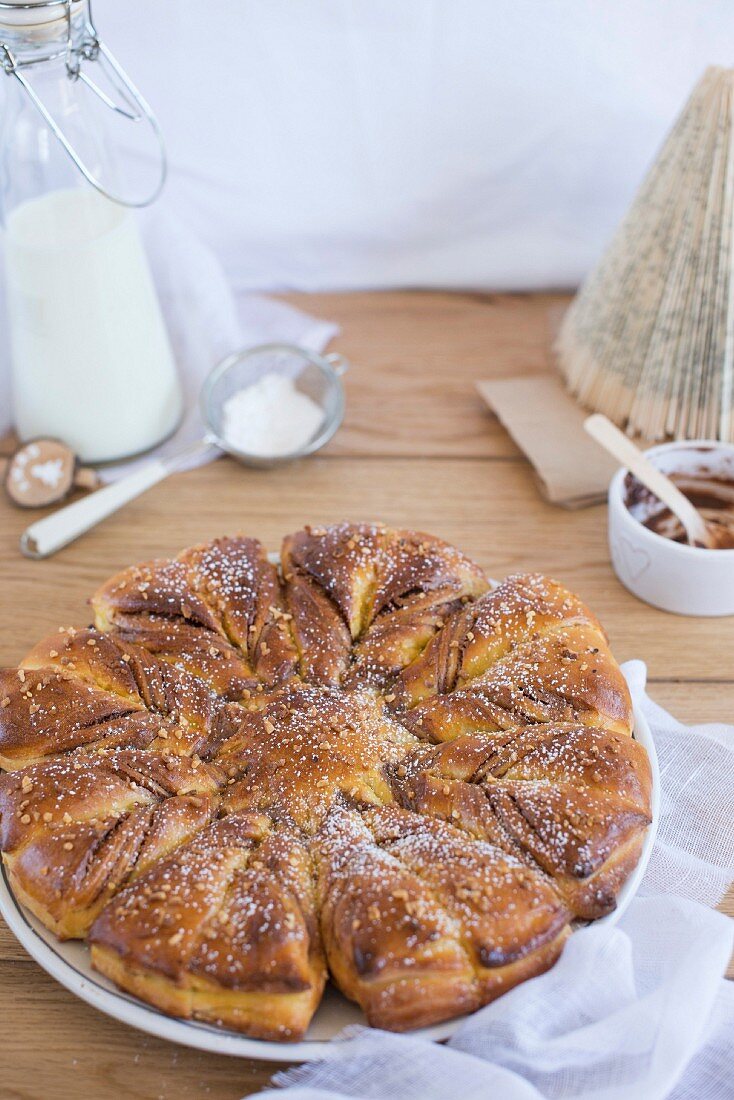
[557,66,734,442]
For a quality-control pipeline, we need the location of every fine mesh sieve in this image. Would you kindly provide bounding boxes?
[20,342,350,558]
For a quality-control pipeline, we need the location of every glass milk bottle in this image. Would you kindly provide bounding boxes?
[0,0,182,463]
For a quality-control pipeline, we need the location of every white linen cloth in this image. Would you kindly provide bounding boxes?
[90,0,734,293]
[259,661,734,1100]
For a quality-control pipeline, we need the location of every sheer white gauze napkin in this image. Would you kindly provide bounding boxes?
[0,206,339,481]
[261,661,734,1100]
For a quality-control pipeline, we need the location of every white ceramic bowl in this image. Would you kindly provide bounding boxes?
[608,440,734,616]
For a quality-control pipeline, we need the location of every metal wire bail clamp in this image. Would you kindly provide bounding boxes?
[0,0,167,207]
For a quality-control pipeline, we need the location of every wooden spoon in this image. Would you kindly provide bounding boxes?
[4,439,100,509]
[583,414,715,548]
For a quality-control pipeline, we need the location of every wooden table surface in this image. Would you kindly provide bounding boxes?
[0,291,731,1100]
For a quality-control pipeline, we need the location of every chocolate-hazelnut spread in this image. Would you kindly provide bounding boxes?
[624,470,734,549]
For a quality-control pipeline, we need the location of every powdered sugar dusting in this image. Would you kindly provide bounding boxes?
[0,524,649,1038]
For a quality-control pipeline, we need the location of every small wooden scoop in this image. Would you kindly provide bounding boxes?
[584,414,715,548]
[4,439,100,509]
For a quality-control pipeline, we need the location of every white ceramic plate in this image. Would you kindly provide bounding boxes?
[0,703,659,1063]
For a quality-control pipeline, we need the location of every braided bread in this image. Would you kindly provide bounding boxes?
[0,523,651,1041]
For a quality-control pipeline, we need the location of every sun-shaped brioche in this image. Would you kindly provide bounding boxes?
[0,524,651,1041]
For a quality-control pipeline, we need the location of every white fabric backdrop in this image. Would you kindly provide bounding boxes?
[87,0,734,292]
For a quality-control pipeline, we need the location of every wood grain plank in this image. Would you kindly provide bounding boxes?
[648,681,734,724]
[281,290,568,457]
[0,290,567,462]
[0,959,281,1099]
[0,290,730,1099]
[2,457,733,686]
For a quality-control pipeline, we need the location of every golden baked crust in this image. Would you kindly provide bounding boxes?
[215,683,416,831]
[392,573,633,735]
[312,804,570,1030]
[92,536,298,698]
[0,524,650,1041]
[89,813,325,1040]
[394,724,651,919]
[282,523,488,686]
[0,750,221,938]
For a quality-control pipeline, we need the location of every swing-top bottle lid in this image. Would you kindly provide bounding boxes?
[0,0,167,207]
[0,0,85,29]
